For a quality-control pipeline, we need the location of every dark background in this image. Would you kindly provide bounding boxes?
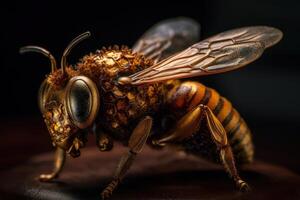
[1,0,299,173]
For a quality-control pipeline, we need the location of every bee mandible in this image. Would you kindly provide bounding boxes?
[20,17,282,199]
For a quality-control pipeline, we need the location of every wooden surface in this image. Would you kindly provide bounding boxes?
[0,145,300,200]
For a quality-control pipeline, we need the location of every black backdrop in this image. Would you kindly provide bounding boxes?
[2,1,300,122]
[1,1,300,171]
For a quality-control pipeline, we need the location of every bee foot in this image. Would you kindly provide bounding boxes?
[39,173,56,182]
[101,189,112,200]
[101,180,119,199]
[236,180,251,193]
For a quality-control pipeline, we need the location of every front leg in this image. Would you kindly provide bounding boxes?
[39,146,66,182]
[101,116,153,199]
[96,130,114,152]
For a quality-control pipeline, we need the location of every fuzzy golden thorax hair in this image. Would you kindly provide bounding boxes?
[46,46,153,89]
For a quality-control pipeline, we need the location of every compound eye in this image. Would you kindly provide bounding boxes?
[65,76,100,129]
[38,80,50,113]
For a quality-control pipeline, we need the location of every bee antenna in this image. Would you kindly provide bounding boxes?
[61,31,91,74]
[19,46,57,72]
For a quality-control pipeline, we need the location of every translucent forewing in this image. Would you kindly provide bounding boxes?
[125,26,282,85]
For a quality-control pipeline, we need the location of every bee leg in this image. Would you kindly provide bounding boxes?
[220,145,251,192]
[88,125,113,152]
[39,147,66,182]
[101,116,153,200]
[95,130,114,152]
[153,105,205,146]
[203,106,251,192]
[153,104,250,192]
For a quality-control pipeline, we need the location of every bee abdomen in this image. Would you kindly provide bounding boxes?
[167,81,254,164]
[227,117,254,164]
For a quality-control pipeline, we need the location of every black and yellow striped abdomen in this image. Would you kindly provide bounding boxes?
[166,81,254,164]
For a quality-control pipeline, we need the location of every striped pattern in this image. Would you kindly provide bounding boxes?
[207,88,254,164]
[169,81,254,164]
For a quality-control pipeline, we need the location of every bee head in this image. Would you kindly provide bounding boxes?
[20,32,100,157]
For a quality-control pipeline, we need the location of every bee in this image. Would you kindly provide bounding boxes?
[20,18,282,199]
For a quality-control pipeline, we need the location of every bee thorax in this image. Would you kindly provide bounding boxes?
[75,46,164,140]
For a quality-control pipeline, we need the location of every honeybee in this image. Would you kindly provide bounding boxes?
[20,17,282,199]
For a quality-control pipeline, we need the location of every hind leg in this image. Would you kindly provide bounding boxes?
[154,104,250,192]
[220,144,250,192]
[203,106,250,192]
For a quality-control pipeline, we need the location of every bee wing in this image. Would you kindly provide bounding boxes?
[125,26,282,85]
[132,17,200,64]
